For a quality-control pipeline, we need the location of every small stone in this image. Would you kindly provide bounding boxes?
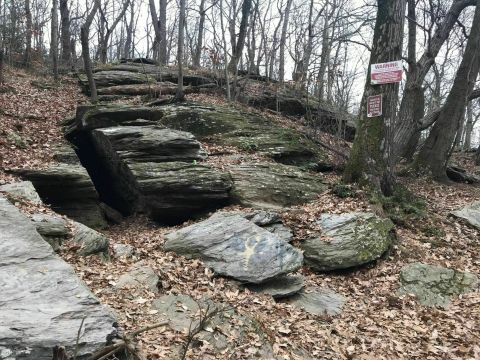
[246,275,304,298]
[72,222,109,256]
[281,287,346,316]
[31,214,69,250]
[113,243,136,258]
[116,262,159,292]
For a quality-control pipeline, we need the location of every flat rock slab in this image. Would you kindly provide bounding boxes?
[10,164,107,229]
[451,201,480,230]
[164,214,303,284]
[302,212,394,271]
[152,294,274,358]
[398,262,478,307]
[115,262,159,293]
[0,180,42,204]
[246,275,304,298]
[0,196,117,359]
[228,162,326,209]
[281,287,346,316]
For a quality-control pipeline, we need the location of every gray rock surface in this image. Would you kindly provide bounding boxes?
[72,222,109,256]
[282,287,346,316]
[302,212,394,271]
[10,164,107,229]
[0,195,117,359]
[164,214,303,283]
[112,243,136,258]
[31,213,69,250]
[451,201,480,230]
[152,294,274,358]
[0,180,42,204]
[398,262,478,307]
[247,275,304,298]
[115,263,159,292]
[229,163,326,209]
[52,144,80,164]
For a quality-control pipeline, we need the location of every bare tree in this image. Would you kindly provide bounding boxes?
[279,0,293,84]
[177,0,186,100]
[98,0,130,64]
[24,0,32,67]
[150,0,167,64]
[51,0,59,79]
[59,0,72,67]
[81,0,101,102]
[228,0,253,72]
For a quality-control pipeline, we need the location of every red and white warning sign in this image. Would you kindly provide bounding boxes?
[371,60,403,85]
[367,94,382,118]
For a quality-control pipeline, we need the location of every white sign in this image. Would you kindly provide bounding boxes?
[371,60,403,85]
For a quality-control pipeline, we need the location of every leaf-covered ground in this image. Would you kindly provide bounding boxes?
[1,68,479,359]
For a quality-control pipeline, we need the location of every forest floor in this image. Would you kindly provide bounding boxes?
[1,67,479,359]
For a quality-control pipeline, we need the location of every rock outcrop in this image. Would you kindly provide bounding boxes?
[398,262,478,307]
[0,195,117,358]
[31,213,69,250]
[302,212,394,271]
[10,164,107,229]
[229,162,326,209]
[451,201,480,230]
[0,180,42,204]
[164,213,303,283]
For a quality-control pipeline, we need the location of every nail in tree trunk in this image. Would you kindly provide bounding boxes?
[81,0,100,103]
[59,0,72,67]
[227,0,253,72]
[343,0,406,196]
[24,0,32,68]
[415,0,480,181]
[51,0,59,80]
[176,0,186,101]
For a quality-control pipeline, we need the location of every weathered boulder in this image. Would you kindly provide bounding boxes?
[10,164,107,229]
[451,201,480,230]
[152,294,274,358]
[0,196,117,358]
[398,263,478,307]
[164,214,303,283]
[246,275,304,299]
[52,144,80,164]
[81,70,155,88]
[115,262,159,293]
[112,243,136,258]
[228,163,326,209]
[302,212,394,271]
[91,125,206,163]
[0,180,42,204]
[31,213,69,250]
[72,222,109,256]
[281,287,346,316]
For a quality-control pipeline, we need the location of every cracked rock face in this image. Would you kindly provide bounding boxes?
[302,212,394,271]
[0,196,117,359]
[398,262,478,307]
[164,214,303,284]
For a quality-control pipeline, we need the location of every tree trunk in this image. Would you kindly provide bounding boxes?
[415,0,480,180]
[24,0,32,68]
[279,0,293,84]
[51,0,59,80]
[192,0,206,68]
[463,101,474,151]
[228,0,253,72]
[393,0,477,161]
[99,0,130,64]
[0,48,4,85]
[176,0,186,100]
[59,0,72,67]
[124,1,134,58]
[81,0,100,103]
[343,0,406,196]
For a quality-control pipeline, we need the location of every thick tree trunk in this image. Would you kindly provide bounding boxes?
[81,0,100,102]
[59,0,72,67]
[51,0,59,80]
[415,1,480,180]
[279,0,293,84]
[0,48,4,85]
[343,0,406,196]
[24,0,32,68]
[463,102,474,151]
[124,1,134,58]
[228,0,253,72]
[193,0,206,68]
[176,0,186,100]
[393,0,477,161]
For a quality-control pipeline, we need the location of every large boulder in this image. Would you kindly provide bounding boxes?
[0,195,117,358]
[164,214,303,284]
[398,263,478,307]
[228,162,326,209]
[152,294,274,358]
[31,213,69,250]
[450,201,480,230]
[0,180,42,204]
[302,212,394,271]
[10,164,107,229]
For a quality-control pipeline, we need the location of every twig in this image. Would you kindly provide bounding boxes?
[73,317,86,360]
